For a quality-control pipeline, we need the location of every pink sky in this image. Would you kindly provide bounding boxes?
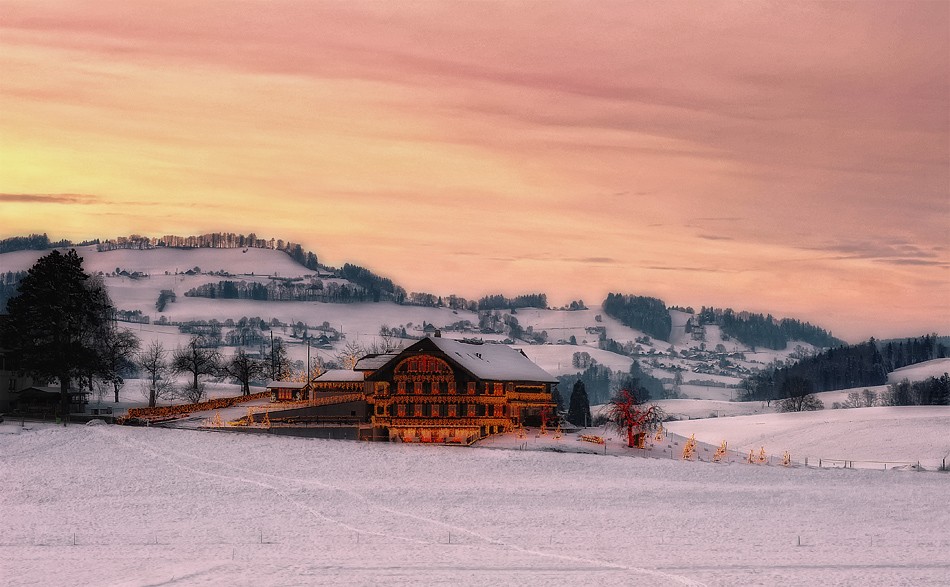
[1,1,947,342]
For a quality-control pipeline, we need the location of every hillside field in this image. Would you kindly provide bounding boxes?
[1,419,948,587]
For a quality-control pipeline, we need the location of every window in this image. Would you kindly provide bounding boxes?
[467,382,476,395]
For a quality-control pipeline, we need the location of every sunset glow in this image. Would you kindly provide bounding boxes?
[1,1,947,341]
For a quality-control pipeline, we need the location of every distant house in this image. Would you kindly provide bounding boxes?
[8,386,88,417]
[265,380,310,402]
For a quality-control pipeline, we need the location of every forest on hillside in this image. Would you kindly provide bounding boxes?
[697,307,842,350]
[602,293,672,341]
[557,357,666,407]
[740,335,948,401]
[183,278,375,303]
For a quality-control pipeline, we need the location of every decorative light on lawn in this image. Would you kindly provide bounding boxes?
[682,433,696,460]
[713,440,728,462]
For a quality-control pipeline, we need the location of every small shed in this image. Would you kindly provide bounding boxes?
[266,380,310,402]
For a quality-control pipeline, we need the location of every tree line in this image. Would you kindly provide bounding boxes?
[557,359,665,407]
[0,233,82,254]
[697,306,841,350]
[182,278,376,303]
[740,335,948,402]
[338,263,404,303]
[476,293,548,311]
[602,293,672,341]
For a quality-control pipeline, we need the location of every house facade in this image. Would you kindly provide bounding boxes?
[363,336,558,443]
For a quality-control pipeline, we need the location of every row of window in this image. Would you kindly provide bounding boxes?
[376,403,506,418]
[394,381,515,395]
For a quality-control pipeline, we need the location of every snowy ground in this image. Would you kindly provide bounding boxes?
[888,358,950,383]
[1,421,948,587]
[665,406,950,470]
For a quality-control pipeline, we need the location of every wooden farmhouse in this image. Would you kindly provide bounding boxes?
[264,335,558,444]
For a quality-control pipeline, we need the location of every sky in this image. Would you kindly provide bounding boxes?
[0,1,947,342]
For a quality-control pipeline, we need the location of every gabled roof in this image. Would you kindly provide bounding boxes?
[265,380,309,389]
[313,369,365,382]
[354,353,399,371]
[376,337,557,383]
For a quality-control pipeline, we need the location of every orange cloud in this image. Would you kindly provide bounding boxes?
[0,0,947,341]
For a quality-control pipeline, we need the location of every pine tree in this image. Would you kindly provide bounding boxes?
[0,250,114,421]
[567,380,593,427]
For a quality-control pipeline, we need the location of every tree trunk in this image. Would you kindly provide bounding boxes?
[59,376,69,426]
[114,382,120,404]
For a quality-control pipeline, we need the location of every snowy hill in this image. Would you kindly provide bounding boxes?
[888,358,950,383]
[0,245,903,405]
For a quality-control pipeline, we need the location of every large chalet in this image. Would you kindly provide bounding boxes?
[266,335,558,444]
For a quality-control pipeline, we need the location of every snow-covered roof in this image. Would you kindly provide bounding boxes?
[354,353,399,371]
[265,380,309,389]
[313,369,365,382]
[413,337,558,383]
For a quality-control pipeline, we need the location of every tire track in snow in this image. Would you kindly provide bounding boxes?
[99,427,706,586]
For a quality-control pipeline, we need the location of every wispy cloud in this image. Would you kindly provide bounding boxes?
[0,193,101,204]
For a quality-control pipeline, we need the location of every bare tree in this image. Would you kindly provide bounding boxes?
[101,328,141,403]
[365,334,403,355]
[139,341,173,407]
[224,348,266,396]
[267,336,292,380]
[172,336,220,403]
[334,340,365,370]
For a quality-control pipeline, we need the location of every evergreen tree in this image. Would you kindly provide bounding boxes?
[0,250,114,421]
[567,380,593,427]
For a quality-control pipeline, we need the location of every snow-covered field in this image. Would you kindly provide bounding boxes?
[666,406,950,469]
[888,358,950,383]
[1,421,947,587]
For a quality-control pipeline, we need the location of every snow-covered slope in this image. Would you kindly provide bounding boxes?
[0,245,313,277]
[1,422,947,587]
[4,246,930,405]
[888,358,950,383]
[665,405,950,468]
